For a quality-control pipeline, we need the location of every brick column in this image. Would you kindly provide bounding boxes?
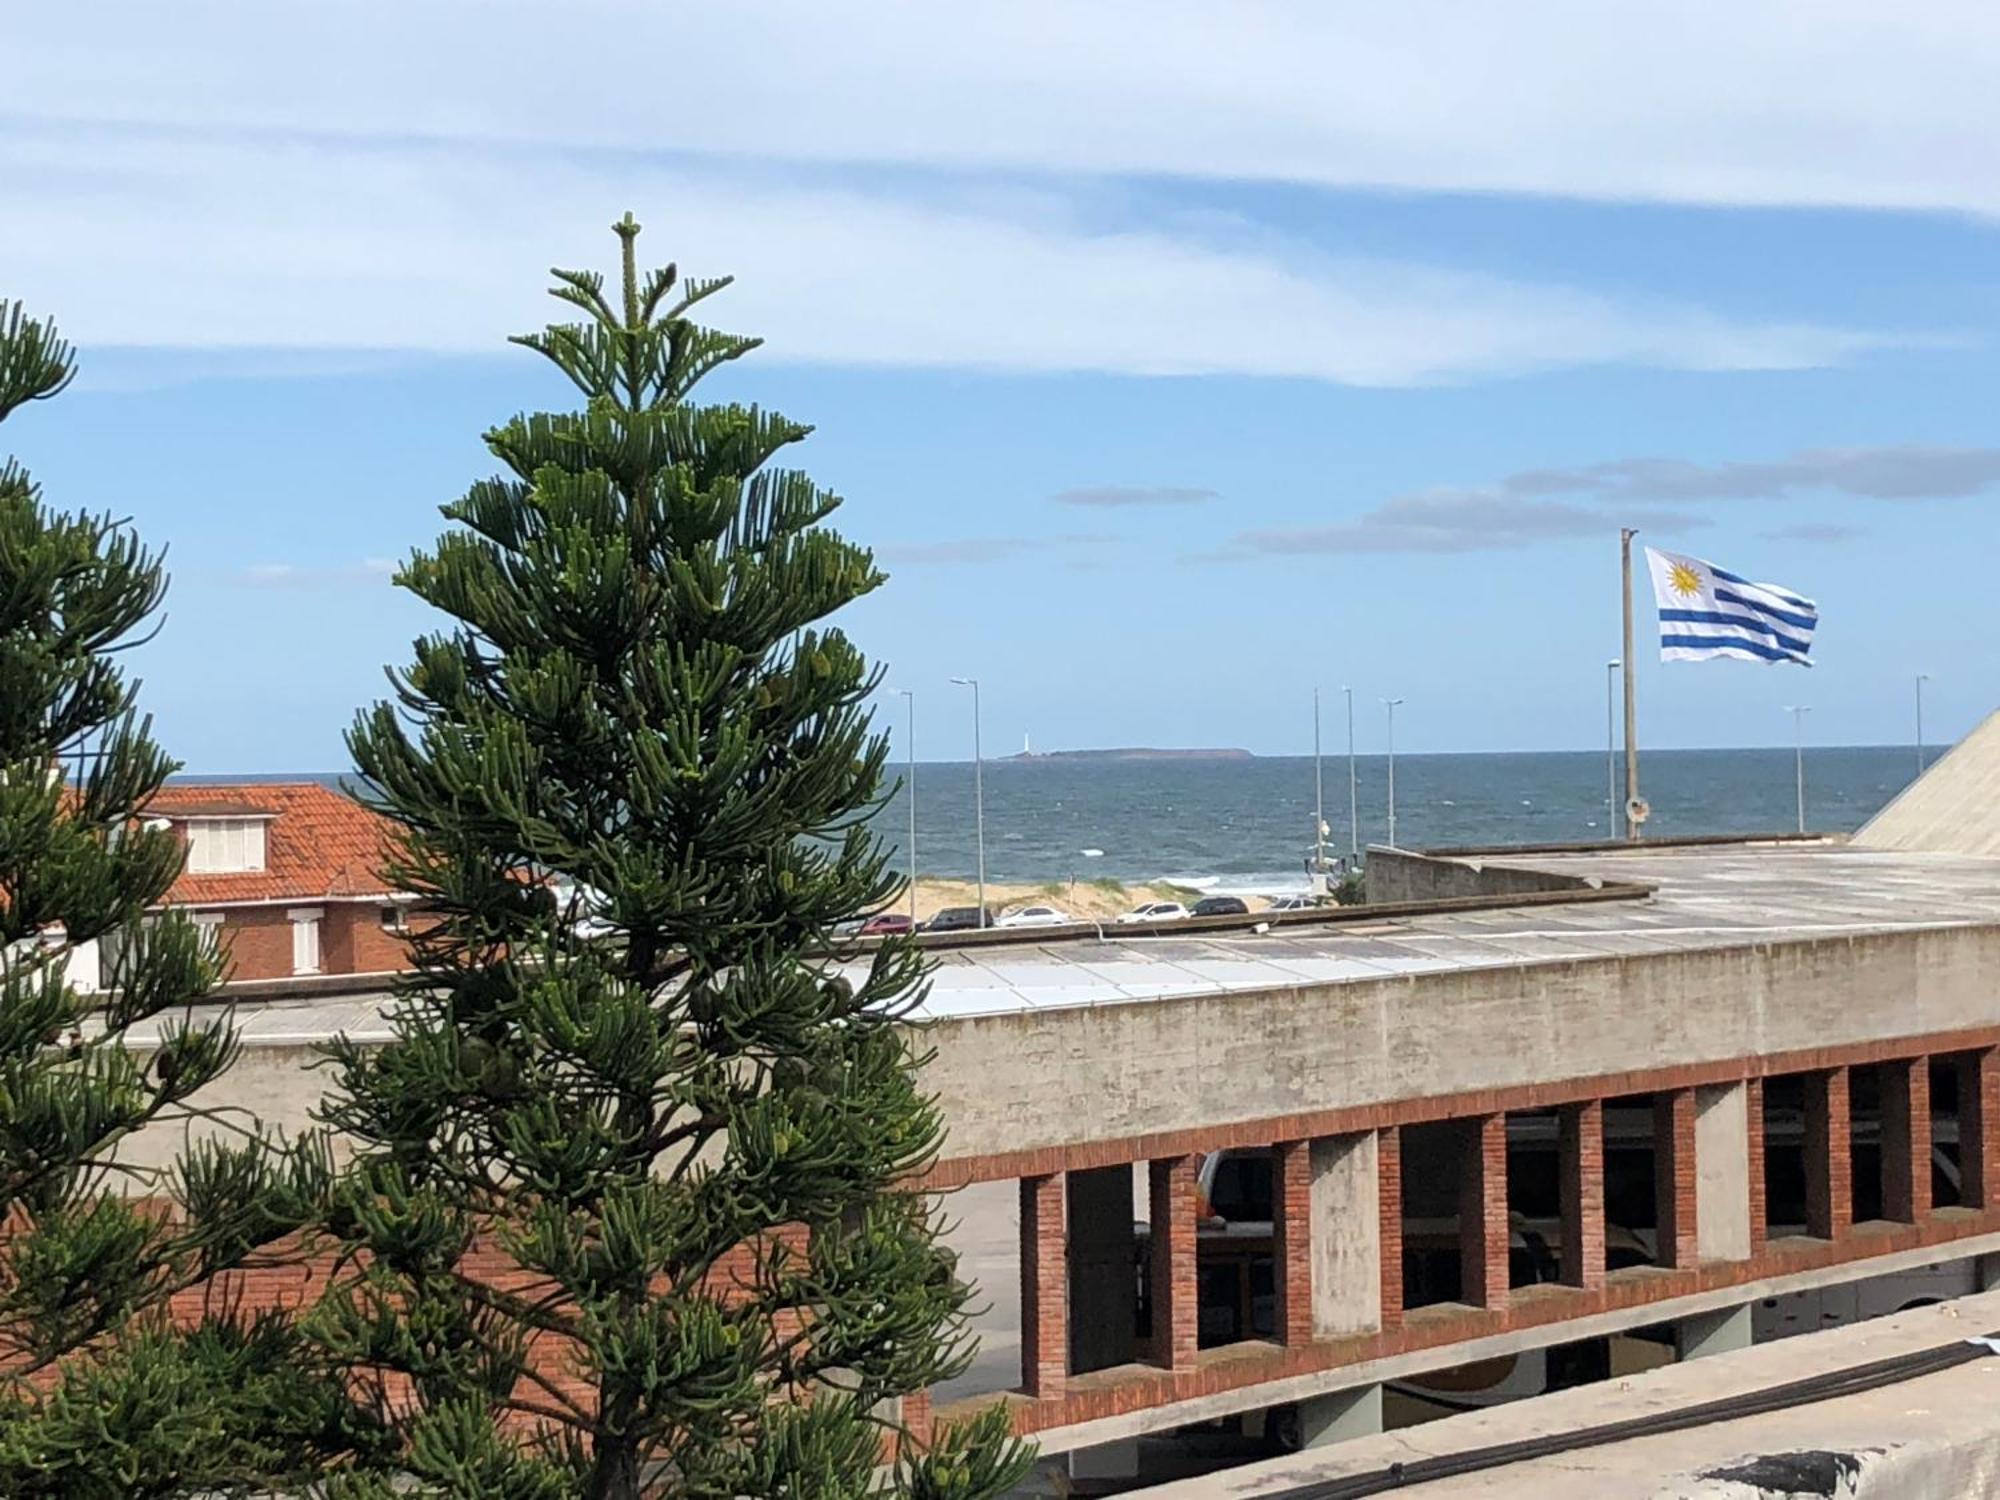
[1272,1139,1314,1346]
[1803,1068,1851,1240]
[1020,1174,1067,1399]
[901,1389,933,1452]
[1559,1099,1606,1290]
[1881,1058,1931,1224]
[1746,1077,1767,1255]
[1960,1049,2000,1210]
[1460,1115,1509,1310]
[1146,1156,1197,1371]
[1378,1126,1403,1329]
[1654,1089,1699,1269]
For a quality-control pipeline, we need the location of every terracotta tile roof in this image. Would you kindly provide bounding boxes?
[147,782,400,906]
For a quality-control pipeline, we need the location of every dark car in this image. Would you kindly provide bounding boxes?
[858,912,915,936]
[923,905,997,933]
[1190,895,1250,918]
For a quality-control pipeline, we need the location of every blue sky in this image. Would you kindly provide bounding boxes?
[8,1,2000,769]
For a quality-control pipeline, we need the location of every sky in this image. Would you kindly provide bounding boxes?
[7,1,2000,768]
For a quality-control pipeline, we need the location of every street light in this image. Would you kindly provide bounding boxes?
[1344,685,1358,861]
[1605,659,1621,841]
[1383,698,1405,849]
[1916,673,1931,780]
[950,677,986,926]
[1312,687,1327,894]
[893,689,916,923]
[1785,705,1812,834]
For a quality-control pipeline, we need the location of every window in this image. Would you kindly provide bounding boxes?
[192,911,224,957]
[288,907,323,975]
[185,818,267,874]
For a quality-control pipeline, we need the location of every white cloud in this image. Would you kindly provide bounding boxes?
[1,127,1899,385]
[12,1,2000,216]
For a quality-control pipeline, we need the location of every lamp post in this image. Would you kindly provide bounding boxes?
[1605,659,1621,840]
[950,676,986,926]
[1785,704,1812,834]
[1344,685,1358,861]
[1383,698,1405,849]
[894,689,916,923]
[1916,673,1931,779]
[1312,688,1327,894]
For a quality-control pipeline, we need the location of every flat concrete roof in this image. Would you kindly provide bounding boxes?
[900,840,2000,1019]
[162,839,2000,1045]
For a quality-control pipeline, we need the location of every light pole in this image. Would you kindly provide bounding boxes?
[894,689,916,923]
[1383,698,1405,849]
[1605,659,1621,840]
[1312,688,1327,893]
[1344,685,1358,861]
[1785,705,1812,834]
[950,676,986,926]
[1916,673,1931,779]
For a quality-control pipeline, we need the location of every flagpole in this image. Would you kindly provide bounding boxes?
[1621,528,1641,842]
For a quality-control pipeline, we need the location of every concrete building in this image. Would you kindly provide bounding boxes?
[125,824,2000,1469]
[68,781,411,989]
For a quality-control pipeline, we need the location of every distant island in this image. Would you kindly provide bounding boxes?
[1000,747,1255,763]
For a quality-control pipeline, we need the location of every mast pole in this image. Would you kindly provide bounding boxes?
[1622,529,1641,842]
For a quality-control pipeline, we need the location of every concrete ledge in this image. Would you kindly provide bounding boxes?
[1142,1286,2000,1499]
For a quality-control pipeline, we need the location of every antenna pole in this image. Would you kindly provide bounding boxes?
[1622,529,1641,841]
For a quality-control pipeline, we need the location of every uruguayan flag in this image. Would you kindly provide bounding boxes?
[1645,547,1817,666]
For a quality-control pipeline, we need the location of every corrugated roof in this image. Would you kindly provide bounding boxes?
[149,782,398,905]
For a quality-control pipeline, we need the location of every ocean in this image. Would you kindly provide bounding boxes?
[186,744,1931,897]
[870,745,1930,893]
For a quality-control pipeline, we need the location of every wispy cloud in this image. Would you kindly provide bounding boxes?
[1222,495,1705,558]
[15,3,2000,219]
[1508,446,2000,503]
[241,558,397,584]
[1,124,1906,387]
[1204,442,1989,560]
[1763,522,1861,543]
[1053,485,1219,509]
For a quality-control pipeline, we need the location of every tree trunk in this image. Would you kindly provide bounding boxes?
[585,1439,641,1500]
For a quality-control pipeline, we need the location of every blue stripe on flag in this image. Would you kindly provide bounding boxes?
[1659,633,1811,664]
[1657,609,1813,655]
[1709,565,1814,612]
[1712,587,1818,632]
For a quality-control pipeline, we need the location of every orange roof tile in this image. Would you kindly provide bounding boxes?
[147,782,400,906]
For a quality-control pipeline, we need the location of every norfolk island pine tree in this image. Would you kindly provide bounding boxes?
[0,301,353,1495]
[312,218,1033,1499]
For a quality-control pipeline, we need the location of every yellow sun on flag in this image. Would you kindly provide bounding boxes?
[1669,560,1702,598]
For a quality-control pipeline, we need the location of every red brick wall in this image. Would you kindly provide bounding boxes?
[1654,1089,1699,1268]
[1460,1115,1508,1309]
[1804,1068,1852,1240]
[1146,1157,1197,1372]
[1377,1126,1402,1329]
[212,906,296,982]
[1020,1174,1066,1400]
[1746,1076,1767,1255]
[1559,1099,1605,1290]
[1271,1139,1313,1345]
[1881,1059,1931,1224]
[1962,1049,2000,1210]
[343,905,414,974]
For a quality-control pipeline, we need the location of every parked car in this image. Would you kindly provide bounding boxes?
[1116,901,1190,924]
[1190,895,1250,918]
[1264,893,1320,912]
[996,905,1071,929]
[923,906,997,933]
[858,912,914,936]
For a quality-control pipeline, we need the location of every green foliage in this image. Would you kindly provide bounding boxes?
[320,220,1031,1498]
[0,299,335,1492]
[1334,870,1366,905]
